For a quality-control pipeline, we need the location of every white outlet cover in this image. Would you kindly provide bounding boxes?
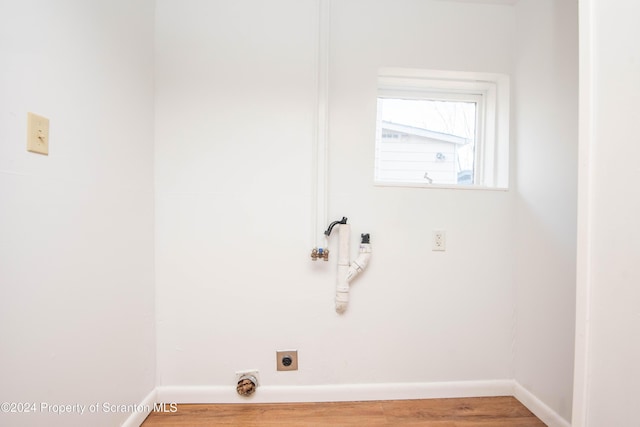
[432,230,446,251]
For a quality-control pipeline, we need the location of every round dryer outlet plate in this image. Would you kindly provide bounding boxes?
[276,350,298,371]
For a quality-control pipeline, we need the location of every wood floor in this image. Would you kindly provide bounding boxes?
[141,396,546,426]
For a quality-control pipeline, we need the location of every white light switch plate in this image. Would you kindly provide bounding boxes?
[27,112,49,155]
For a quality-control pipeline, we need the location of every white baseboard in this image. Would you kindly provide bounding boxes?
[513,382,571,427]
[128,381,569,427]
[156,380,514,404]
[121,388,156,427]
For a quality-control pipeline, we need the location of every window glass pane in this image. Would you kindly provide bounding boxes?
[376,98,477,185]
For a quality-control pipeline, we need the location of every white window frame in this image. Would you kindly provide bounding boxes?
[375,68,510,189]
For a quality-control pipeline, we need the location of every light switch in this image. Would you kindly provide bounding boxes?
[27,112,49,155]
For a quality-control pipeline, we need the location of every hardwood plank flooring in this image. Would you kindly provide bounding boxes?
[141,396,546,426]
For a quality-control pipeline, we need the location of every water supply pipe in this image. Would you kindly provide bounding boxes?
[310,0,330,256]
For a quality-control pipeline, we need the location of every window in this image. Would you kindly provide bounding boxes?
[375,68,510,189]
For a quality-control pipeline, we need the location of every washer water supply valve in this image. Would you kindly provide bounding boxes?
[310,247,329,261]
[310,217,348,262]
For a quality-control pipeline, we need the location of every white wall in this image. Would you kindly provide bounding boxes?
[0,2,156,426]
[328,0,515,382]
[155,0,517,391]
[573,0,640,425]
[513,0,578,423]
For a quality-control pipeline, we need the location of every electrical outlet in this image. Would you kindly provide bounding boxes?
[276,350,298,371]
[433,230,446,251]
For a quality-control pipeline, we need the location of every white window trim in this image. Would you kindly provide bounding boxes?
[375,68,510,190]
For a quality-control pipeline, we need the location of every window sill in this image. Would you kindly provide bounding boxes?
[373,181,509,191]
